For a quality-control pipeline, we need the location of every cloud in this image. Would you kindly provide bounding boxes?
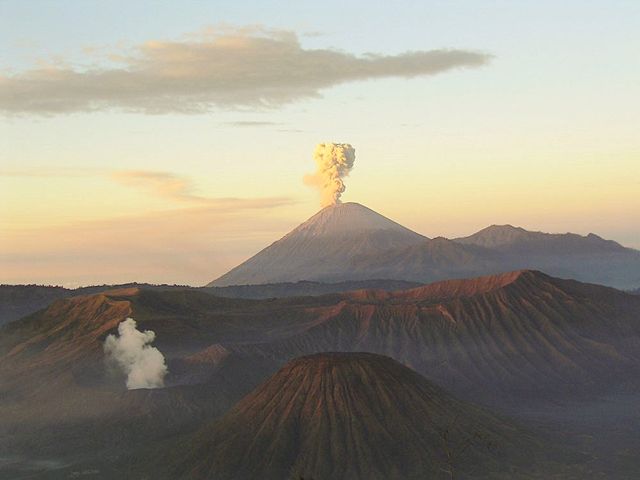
[0,166,297,286]
[110,170,203,203]
[222,120,282,127]
[0,167,297,210]
[0,26,492,115]
[110,169,293,208]
[1,167,294,208]
[104,318,167,389]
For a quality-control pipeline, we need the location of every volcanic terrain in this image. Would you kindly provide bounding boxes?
[2,271,640,478]
[210,202,640,289]
[169,353,543,480]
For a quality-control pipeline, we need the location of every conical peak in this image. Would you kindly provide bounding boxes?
[208,202,426,286]
[281,351,404,374]
[178,350,535,479]
[287,202,424,239]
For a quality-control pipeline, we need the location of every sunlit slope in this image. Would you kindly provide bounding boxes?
[172,353,542,480]
[228,270,640,400]
[210,202,429,286]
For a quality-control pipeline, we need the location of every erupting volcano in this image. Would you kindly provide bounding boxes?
[210,202,428,286]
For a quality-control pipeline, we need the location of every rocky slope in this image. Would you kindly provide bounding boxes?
[170,353,543,480]
[3,271,640,405]
[0,279,420,327]
[228,270,640,402]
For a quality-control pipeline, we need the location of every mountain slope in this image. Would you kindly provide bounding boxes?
[210,202,428,286]
[454,225,640,288]
[346,236,498,282]
[456,224,628,253]
[3,271,640,405]
[0,285,69,327]
[227,270,640,402]
[0,287,326,396]
[171,353,541,480]
[0,279,421,328]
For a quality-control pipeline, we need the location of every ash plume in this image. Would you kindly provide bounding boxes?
[103,318,167,389]
[305,143,356,207]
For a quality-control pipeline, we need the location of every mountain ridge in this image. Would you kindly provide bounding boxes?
[5,269,639,405]
[209,203,640,289]
[0,278,422,327]
[456,224,628,253]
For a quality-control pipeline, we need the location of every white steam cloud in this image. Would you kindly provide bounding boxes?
[104,318,168,389]
[305,143,356,207]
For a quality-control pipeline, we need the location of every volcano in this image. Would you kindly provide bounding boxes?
[210,202,428,286]
[209,203,640,289]
[170,353,540,480]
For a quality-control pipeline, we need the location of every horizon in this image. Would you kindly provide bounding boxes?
[2,200,637,288]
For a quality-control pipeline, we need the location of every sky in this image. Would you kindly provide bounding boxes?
[1,0,639,287]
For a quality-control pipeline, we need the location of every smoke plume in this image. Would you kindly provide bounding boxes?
[304,143,356,207]
[103,318,168,389]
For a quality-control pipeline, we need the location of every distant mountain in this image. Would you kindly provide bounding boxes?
[454,225,640,288]
[169,353,541,480]
[210,202,428,286]
[456,224,626,252]
[346,236,498,282]
[456,224,536,248]
[209,204,640,289]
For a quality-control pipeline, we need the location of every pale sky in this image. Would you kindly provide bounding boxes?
[1,0,639,286]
